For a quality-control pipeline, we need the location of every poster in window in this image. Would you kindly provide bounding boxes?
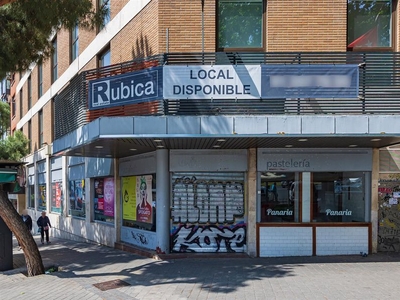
[136,175,152,223]
[94,178,104,213]
[122,176,136,221]
[69,180,75,209]
[103,177,114,217]
[39,184,46,208]
[75,179,84,210]
[56,182,62,208]
[52,182,62,208]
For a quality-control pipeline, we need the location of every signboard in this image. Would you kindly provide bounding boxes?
[163,65,261,99]
[261,64,359,99]
[88,67,162,110]
[88,64,360,109]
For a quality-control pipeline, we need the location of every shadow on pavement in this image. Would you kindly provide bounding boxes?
[9,236,400,294]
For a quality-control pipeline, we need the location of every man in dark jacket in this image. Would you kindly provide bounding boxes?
[37,211,52,244]
[21,209,33,231]
[18,209,33,249]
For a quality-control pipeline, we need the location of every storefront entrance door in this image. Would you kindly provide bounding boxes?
[378,177,400,252]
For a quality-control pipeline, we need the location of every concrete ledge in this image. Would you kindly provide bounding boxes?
[115,242,249,260]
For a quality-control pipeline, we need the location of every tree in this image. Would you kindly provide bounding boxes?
[0,102,39,275]
[0,0,108,74]
[0,0,107,276]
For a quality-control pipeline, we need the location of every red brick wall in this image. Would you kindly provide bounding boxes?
[267,0,347,52]
[111,0,159,62]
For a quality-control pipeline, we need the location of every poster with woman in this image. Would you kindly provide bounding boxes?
[136,175,153,223]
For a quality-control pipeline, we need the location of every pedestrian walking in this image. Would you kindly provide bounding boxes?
[18,209,33,249]
[21,209,33,232]
[37,211,52,244]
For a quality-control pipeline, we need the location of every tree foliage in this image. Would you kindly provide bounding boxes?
[0,101,29,160]
[0,130,29,160]
[0,0,108,74]
[0,0,108,277]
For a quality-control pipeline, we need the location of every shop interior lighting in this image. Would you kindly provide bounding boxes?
[216,139,226,142]
[153,139,163,143]
[213,145,221,148]
[156,145,164,148]
[285,145,293,148]
[129,148,137,151]
[370,138,381,142]
[95,145,103,149]
[349,144,358,147]
[298,138,308,142]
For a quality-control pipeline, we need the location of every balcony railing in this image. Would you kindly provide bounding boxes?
[54,52,400,139]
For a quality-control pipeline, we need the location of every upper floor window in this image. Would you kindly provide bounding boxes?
[99,0,111,30]
[39,109,43,147]
[28,120,32,153]
[19,88,23,119]
[217,0,264,51]
[27,75,32,109]
[52,38,58,83]
[38,64,43,98]
[71,25,79,62]
[98,47,111,67]
[347,0,393,50]
[11,97,15,119]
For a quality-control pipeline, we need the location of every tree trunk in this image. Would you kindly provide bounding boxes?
[0,0,15,7]
[0,189,44,276]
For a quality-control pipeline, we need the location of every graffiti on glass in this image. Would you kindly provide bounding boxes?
[171,176,244,224]
[171,223,246,253]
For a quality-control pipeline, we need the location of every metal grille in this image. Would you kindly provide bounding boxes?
[54,73,86,139]
[171,172,245,225]
[54,52,400,139]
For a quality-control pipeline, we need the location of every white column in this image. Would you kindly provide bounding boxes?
[302,172,311,222]
[156,149,170,253]
[371,148,379,253]
[246,148,257,257]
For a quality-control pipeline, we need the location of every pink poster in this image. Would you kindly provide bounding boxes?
[56,182,61,208]
[103,177,114,217]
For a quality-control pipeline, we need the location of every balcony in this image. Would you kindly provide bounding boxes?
[54,52,400,140]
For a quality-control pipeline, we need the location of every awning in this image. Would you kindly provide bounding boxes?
[0,170,17,183]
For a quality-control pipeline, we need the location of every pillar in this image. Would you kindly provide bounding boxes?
[156,149,170,253]
[371,148,379,253]
[246,148,257,257]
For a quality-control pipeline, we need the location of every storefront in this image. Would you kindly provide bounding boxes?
[120,152,157,250]
[378,148,400,252]
[257,148,372,257]
[169,149,247,253]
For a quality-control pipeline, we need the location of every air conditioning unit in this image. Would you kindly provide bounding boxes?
[44,144,51,156]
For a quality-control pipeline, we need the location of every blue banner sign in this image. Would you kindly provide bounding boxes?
[261,64,359,99]
[88,67,162,110]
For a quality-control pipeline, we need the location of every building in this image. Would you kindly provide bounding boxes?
[8,0,400,257]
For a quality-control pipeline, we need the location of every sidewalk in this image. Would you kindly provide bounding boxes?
[2,236,400,299]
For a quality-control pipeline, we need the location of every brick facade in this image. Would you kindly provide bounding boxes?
[12,0,398,155]
[267,0,347,52]
[111,0,159,62]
